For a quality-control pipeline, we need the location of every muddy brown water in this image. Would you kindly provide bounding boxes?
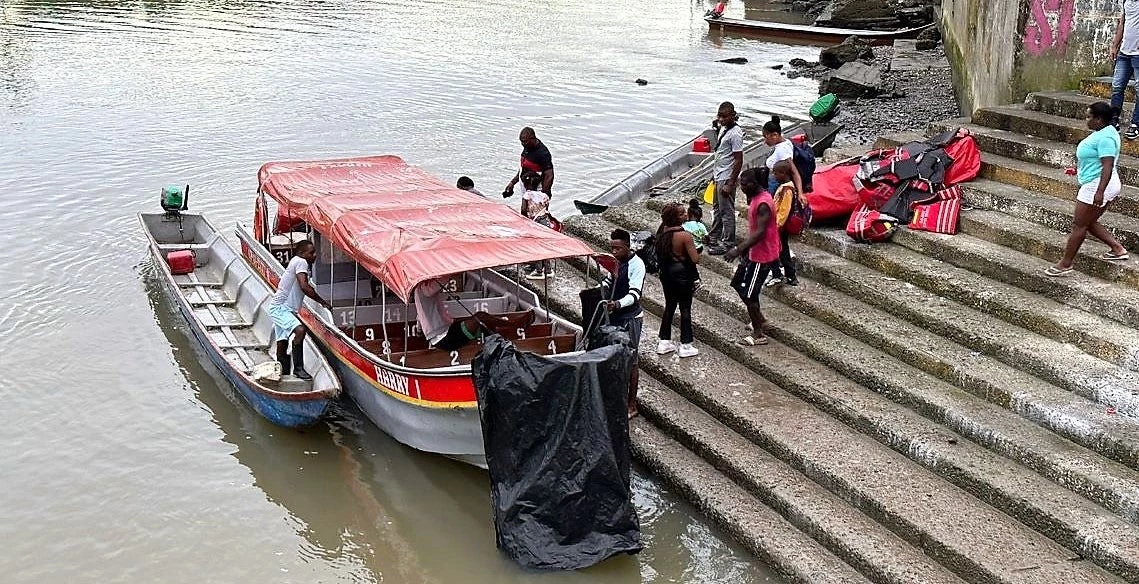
[0,0,818,581]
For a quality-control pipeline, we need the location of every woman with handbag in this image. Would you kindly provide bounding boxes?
[655,202,701,358]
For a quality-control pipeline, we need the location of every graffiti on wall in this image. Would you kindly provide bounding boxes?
[1023,0,1076,56]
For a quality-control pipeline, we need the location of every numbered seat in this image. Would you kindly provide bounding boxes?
[383,334,577,369]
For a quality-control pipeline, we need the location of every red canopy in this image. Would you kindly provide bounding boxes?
[257,155,603,301]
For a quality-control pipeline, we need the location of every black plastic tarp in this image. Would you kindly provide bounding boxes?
[472,333,642,570]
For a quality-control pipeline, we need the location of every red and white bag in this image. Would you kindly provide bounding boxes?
[909,198,961,234]
[846,205,899,243]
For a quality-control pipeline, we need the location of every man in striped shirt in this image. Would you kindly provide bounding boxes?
[602,229,646,419]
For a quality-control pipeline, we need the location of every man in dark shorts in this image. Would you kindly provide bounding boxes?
[724,168,781,346]
[414,278,533,351]
[503,127,555,198]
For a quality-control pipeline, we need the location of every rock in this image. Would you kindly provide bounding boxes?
[635,78,648,85]
[819,35,874,69]
[917,26,941,42]
[717,57,749,65]
[789,58,813,68]
[915,38,938,51]
[770,64,784,70]
[819,62,883,98]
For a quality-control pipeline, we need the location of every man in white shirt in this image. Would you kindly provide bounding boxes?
[414,277,534,352]
[269,240,331,380]
[1111,0,1139,139]
[707,101,745,255]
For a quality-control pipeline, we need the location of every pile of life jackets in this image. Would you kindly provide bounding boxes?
[807,128,982,243]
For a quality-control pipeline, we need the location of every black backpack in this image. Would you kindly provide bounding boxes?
[631,230,658,275]
[792,141,817,193]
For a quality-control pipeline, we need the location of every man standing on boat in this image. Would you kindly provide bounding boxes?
[707,102,745,255]
[601,229,646,419]
[503,127,555,198]
[270,240,332,381]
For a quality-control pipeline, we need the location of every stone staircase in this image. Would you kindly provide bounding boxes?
[546,77,1139,583]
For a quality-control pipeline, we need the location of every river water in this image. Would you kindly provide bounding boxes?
[0,1,818,582]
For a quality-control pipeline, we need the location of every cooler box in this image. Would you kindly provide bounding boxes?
[167,250,196,275]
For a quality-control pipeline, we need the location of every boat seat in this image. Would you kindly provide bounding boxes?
[384,334,576,370]
[333,296,514,328]
[357,322,555,355]
[344,315,549,344]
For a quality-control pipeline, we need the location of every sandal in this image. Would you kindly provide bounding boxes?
[1044,266,1074,277]
[738,335,769,346]
[1101,251,1130,261]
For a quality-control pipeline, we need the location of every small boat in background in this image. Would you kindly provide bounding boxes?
[574,120,840,215]
[139,189,341,427]
[705,16,933,46]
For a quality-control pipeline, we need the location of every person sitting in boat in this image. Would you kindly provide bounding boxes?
[270,240,332,380]
[456,176,488,199]
[414,278,534,352]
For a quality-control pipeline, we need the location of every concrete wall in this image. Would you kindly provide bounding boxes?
[942,0,1117,114]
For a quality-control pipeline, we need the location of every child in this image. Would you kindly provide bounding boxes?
[520,170,553,280]
[682,199,710,253]
[767,160,800,287]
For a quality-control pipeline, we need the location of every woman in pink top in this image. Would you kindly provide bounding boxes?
[724,168,782,346]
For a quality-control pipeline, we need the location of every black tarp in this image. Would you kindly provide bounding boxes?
[472,333,642,570]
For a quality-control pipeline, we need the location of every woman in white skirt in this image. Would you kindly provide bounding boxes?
[1047,101,1130,276]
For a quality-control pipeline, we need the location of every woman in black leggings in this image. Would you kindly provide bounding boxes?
[655,202,701,358]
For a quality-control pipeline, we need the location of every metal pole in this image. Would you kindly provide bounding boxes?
[351,261,359,341]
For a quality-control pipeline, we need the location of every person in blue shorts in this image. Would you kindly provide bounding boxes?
[269,240,332,380]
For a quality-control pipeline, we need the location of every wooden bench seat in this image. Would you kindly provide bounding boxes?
[341,310,542,343]
[357,322,556,356]
[380,334,577,369]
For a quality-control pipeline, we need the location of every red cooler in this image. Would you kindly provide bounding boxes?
[167,250,196,275]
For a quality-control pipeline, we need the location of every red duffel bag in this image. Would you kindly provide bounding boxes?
[808,159,861,222]
[943,130,981,186]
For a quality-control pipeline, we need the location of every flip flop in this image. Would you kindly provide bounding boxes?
[1101,251,1130,261]
[1044,266,1075,277]
[738,335,769,346]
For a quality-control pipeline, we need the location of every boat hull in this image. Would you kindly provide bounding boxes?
[236,228,488,467]
[140,213,339,428]
[705,16,932,46]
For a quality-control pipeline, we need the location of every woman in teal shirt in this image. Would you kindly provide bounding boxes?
[1047,102,1130,276]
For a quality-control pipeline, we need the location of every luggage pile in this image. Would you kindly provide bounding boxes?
[805,128,982,244]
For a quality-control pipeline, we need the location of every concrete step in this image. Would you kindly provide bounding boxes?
[566,212,1139,582]
[630,415,874,584]
[973,105,1139,158]
[958,178,1139,279]
[885,224,1139,330]
[1082,77,1134,103]
[878,132,1139,217]
[926,120,1139,187]
[637,382,961,584]
[1025,90,1135,122]
[796,225,1139,371]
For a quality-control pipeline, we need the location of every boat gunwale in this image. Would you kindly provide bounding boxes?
[704,16,935,40]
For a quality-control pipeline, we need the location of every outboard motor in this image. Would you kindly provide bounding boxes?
[161,184,190,216]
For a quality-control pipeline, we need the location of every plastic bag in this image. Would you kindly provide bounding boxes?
[472,334,642,570]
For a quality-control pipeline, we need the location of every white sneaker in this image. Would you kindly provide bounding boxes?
[524,269,546,281]
[656,340,676,354]
[678,343,700,358]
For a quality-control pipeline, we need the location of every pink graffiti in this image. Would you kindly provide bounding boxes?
[1023,0,1076,56]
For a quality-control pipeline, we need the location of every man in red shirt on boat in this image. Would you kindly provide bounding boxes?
[414,277,534,351]
[269,240,332,380]
[503,127,555,198]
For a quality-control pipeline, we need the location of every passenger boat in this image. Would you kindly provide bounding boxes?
[139,199,342,428]
[573,121,840,215]
[705,16,934,46]
[235,156,609,467]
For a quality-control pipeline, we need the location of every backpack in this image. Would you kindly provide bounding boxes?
[792,141,817,192]
[631,230,658,275]
[784,189,813,236]
[846,204,898,243]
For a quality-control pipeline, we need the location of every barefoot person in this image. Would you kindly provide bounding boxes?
[724,168,781,345]
[270,240,332,380]
[1047,102,1130,276]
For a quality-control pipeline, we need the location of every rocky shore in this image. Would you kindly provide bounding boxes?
[787,42,961,147]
